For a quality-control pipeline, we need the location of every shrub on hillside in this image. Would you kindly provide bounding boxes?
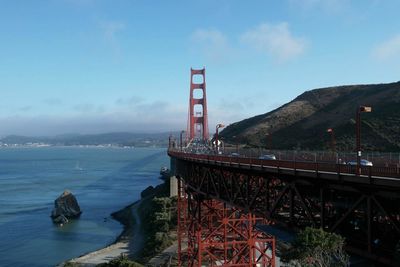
[282,227,349,267]
[98,254,144,267]
[63,262,79,267]
[140,186,154,198]
[137,194,177,263]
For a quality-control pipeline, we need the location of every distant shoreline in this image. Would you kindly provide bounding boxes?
[0,145,167,149]
[0,131,173,149]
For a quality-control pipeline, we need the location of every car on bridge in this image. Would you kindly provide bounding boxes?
[346,159,373,166]
[258,154,277,160]
[229,152,240,157]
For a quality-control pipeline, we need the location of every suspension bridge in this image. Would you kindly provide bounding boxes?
[168,68,400,266]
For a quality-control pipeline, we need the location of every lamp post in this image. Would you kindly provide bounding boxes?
[356,106,372,175]
[233,135,239,153]
[168,134,172,149]
[215,123,225,154]
[180,130,185,152]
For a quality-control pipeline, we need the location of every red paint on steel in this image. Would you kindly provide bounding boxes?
[170,149,400,266]
[177,181,275,267]
[188,68,209,141]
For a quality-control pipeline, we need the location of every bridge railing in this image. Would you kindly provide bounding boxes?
[202,146,399,166]
[170,144,400,166]
[169,147,400,179]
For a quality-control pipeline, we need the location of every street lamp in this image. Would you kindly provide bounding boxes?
[356,106,372,175]
[233,135,239,153]
[180,130,185,152]
[168,134,172,149]
[215,123,225,154]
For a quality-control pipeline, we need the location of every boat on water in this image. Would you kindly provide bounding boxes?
[160,166,170,180]
[74,161,83,171]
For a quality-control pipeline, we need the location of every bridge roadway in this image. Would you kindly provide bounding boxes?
[169,149,400,266]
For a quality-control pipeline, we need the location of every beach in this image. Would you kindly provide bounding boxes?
[61,178,178,267]
[0,147,168,267]
[62,201,144,266]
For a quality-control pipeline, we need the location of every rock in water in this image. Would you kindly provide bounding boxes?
[53,214,69,225]
[51,190,82,225]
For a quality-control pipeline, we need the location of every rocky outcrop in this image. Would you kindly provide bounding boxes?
[159,166,170,180]
[51,190,82,225]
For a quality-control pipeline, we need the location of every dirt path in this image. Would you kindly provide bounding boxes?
[147,242,178,267]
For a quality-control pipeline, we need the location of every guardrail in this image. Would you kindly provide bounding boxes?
[172,145,400,166]
[168,148,400,180]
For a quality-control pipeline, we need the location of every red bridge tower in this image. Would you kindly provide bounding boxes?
[188,68,209,141]
[176,68,276,266]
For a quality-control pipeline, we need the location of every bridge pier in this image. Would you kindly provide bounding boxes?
[177,177,276,267]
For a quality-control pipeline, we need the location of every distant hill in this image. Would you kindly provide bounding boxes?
[220,81,400,152]
[0,132,177,147]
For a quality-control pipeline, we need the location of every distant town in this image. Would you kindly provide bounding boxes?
[0,132,175,148]
[0,142,137,148]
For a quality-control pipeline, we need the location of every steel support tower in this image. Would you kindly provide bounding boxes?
[177,178,275,267]
[188,68,209,141]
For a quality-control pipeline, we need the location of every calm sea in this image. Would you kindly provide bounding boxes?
[0,147,168,267]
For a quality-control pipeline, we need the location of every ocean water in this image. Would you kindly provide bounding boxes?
[0,147,168,267]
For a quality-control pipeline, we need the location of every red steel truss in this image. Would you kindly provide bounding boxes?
[171,150,400,266]
[187,68,209,141]
[178,178,275,267]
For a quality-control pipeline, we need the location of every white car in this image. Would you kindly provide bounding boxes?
[258,154,277,160]
[230,152,240,157]
[346,159,373,166]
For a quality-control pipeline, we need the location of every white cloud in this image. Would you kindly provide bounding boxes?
[240,22,306,62]
[190,29,232,63]
[115,96,144,107]
[102,21,125,41]
[373,35,400,61]
[208,98,246,125]
[0,101,187,136]
[100,20,126,57]
[19,106,33,112]
[73,103,106,114]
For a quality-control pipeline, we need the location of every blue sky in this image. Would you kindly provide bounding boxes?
[0,0,399,136]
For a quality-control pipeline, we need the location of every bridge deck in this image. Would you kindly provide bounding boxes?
[169,150,400,189]
[169,149,400,266]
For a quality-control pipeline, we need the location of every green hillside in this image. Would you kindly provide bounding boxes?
[220,82,400,152]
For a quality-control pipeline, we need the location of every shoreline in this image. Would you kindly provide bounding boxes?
[60,177,176,266]
[110,200,141,243]
[60,199,144,266]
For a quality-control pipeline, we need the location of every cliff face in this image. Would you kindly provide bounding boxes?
[220,82,400,151]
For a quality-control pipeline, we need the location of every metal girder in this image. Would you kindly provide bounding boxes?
[175,158,400,266]
[177,177,275,267]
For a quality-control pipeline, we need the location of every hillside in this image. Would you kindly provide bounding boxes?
[220,82,400,152]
